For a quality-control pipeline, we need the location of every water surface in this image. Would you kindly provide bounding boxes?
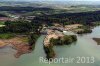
[0,26,100,66]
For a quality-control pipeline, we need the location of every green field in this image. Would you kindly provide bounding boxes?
[0,33,15,39]
[0,21,5,25]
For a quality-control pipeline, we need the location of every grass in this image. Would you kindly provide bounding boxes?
[0,33,15,39]
[0,21,5,25]
[0,21,5,27]
[21,37,29,43]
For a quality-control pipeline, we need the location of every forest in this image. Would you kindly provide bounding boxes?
[0,6,53,12]
[33,10,100,26]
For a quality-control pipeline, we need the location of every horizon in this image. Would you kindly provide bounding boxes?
[1,0,100,2]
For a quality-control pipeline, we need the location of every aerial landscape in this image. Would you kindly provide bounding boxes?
[0,0,100,66]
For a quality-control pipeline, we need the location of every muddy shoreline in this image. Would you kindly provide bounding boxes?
[93,38,100,45]
[0,36,33,58]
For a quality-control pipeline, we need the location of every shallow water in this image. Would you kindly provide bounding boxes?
[0,26,100,66]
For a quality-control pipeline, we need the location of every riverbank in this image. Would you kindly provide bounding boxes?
[0,36,32,58]
[44,29,64,47]
[64,24,92,34]
[52,24,92,34]
[43,29,57,59]
[93,38,100,45]
[43,29,65,59]
[43,29,77,59]
[0,40,7,48]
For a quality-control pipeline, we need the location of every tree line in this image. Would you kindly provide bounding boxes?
[33,10,100,26]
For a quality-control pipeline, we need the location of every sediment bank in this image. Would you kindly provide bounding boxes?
[0,36,32,58]
[93,38,100,45]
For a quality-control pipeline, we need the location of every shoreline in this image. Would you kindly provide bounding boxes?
[0,36,32,58]
[43,28,77,59]
[93,38,100,45]
[43,29,57,59]
[43,29,65,59]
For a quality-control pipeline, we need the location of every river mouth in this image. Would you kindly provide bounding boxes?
[0,26,100,66]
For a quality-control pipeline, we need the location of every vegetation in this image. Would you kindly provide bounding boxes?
[92,22,100,26]
[27,32,40,50]
[44,44,55,59]
[77,29,92,34]
[0,4,100,59]
[50,35,77,45]
[20,37,29,43]
[28,32,40,46]
[93,38,100,45]
[32,11,100,27]
[0,33,15,39]
[0,18,42,33]
[0,21,5,25]
[0,6,53,12]
[4,20,32,33]
[0,19,42,47]
[44,35,77,59]
[76,26,92,34]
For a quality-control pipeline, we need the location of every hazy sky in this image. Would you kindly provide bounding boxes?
[27,0,100,1]
[26,0,100,1]
[40,0,100,1]
[2,0,100,1]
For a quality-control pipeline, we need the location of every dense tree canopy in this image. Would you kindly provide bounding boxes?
[50,35,77,45]
[32,11,100,26]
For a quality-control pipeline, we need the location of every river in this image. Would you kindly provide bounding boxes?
[0,26,100,66]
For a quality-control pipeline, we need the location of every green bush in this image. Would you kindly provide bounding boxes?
[0,33,15,39]
[50,35,77,45]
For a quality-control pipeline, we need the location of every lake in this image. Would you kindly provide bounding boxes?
[0,26,100,66]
